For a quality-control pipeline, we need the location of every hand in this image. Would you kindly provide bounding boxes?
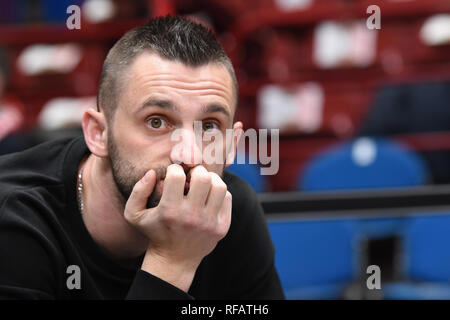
[124,164,232,291]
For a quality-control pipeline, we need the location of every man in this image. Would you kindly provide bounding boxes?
[0,16,284,299]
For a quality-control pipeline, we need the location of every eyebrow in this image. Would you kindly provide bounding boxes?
[202,103,231,120]
[139,98,179,113]
[139,98,231,120]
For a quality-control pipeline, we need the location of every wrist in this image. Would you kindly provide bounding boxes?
[141,248,199,292]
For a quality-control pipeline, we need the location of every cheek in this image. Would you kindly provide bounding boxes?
[200,135,230,168]
[203,135,227,153]
[118,141,146,166]
[118,129,172,163]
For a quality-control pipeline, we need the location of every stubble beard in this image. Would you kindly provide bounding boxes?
[107,132,227,209]
[107,133,165,209]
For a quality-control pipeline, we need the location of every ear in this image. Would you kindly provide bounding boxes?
[82,108,109,158]
[225,121,243,167]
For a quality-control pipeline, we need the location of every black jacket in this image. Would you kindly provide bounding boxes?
[0,136,284,300]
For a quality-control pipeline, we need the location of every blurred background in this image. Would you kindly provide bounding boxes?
[1,0,450,300]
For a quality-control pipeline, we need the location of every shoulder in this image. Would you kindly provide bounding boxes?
[0,136,81,202]
[0,185,63,251]
[223,170,262,216]
[0,136,84,245]
[0,189,62,298]
[223,170,259,205]
[0,135,78,174]
[222,170,268,239]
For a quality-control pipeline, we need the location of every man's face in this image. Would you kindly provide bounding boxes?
[106,52,238,207]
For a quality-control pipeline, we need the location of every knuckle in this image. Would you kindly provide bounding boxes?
[167,164,184,176]
[213,182,227,194]
[182,216,199,230]
[161,210,177,226]
[216,221,231,239]
[181,209,202,228]
[199,221,215,233]
[208,171,220,179]
[167,170,185,182]
[168,163,182,171]
[214,228,227,240]
[192,165,208,177]
[196,172,211,185]
[210,172,225,185]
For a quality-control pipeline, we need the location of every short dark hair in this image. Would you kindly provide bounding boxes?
[97,15,238,122]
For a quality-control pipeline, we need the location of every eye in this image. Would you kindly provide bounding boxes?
[147,117,167,129]
[203,121,219,132]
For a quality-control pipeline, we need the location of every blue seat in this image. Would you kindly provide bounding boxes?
[298,137,428,192]
[384,214,450,299]
[384,283,450,300]
[268,218,359,299]
[226,162,266,193]
[298,137,429,239]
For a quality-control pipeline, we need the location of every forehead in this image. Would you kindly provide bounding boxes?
[122,52,235,113]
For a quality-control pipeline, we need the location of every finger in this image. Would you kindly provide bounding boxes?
[216,191,232,239]
[205,172,227,215]
[160,163,186,204]
[124,169,156,221]
[186,165,211,207]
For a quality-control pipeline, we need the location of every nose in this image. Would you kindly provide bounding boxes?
[169,126,203,169]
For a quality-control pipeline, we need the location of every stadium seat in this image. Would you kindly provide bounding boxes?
[298,137,428,191]
[297,137,429,239]
[226,162,266,193]
[268,218,360,299]
[384,214,450,299]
